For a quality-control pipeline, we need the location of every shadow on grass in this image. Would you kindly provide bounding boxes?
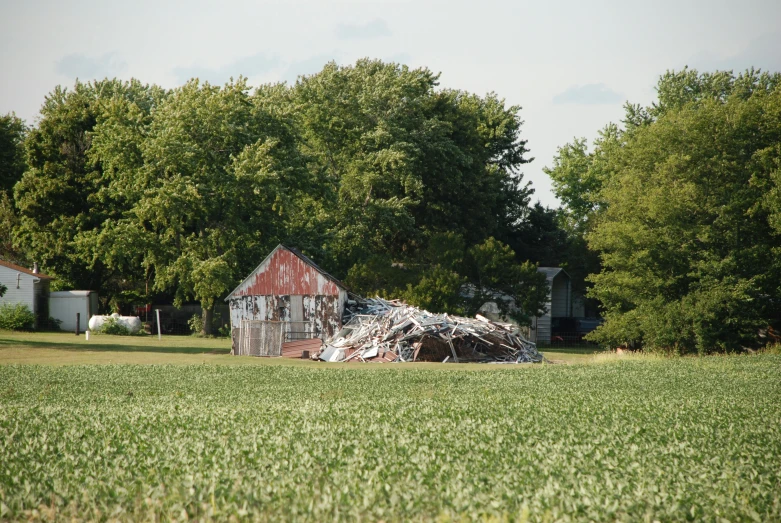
[0,337,231,355]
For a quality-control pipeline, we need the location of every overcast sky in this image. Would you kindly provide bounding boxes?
[2,0,780,207]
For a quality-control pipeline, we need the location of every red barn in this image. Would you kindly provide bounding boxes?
[225,245,349,357]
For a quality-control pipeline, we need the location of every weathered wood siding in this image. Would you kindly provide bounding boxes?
[229,294,344,351]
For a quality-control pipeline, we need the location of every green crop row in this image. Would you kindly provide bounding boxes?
[1,356,780,521]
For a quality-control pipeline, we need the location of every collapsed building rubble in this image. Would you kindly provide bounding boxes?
[316,298,544,364]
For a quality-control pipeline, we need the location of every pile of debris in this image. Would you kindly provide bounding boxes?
[317,298,544,364]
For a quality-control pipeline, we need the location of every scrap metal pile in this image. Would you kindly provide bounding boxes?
[317,298,544,364]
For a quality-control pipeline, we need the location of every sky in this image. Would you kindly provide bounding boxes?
[2,0,780,208]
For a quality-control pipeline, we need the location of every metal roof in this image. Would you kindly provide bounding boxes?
[225,244,347,300]
[283,245,348,291]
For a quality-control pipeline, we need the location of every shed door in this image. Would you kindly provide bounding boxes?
[288,295,307,341]
[289,295,304,322]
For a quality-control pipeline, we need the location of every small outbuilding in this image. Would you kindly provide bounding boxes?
[49,291,99,332]
[533,267,572,344]
[225,245,349,357]
[0,260,52,328]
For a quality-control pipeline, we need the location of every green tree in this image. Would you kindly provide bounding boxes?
[0,113,27,193]
[544,124,621,232]
[13,60,547,327]
[84,78,311,334]
[14,79,163,291]
[286,60,534,274]
[583,68,781,353]
[463,237,548,325]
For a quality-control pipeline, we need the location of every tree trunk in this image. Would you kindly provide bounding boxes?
[202,305,214,336]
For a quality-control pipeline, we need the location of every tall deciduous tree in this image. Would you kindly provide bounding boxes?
[0,113,27,193]
[85,78,311,333]
[577,68,781,353]
[14,79,163,290]
[286,60,534,273]
[12,60,549,326]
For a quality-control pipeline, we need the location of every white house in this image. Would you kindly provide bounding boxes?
[0,260,53,327]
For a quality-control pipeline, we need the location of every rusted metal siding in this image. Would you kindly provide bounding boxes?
[229,294,342,333]
[232,247,341,298]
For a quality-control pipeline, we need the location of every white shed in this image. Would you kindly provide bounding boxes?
[0,260,53,328]
[49,291,99,332]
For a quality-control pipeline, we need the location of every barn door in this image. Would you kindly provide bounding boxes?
[289,295,306,341]
[289,295,304,322]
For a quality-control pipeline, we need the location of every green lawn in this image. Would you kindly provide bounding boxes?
[0,335,779,521]
[0,331,603,366]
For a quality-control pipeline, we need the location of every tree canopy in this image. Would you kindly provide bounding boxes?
[9,60,552,331]
[548,68,781,353]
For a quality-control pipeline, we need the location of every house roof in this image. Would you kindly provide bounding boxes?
[0,259,53,279]
[225,244,347,300]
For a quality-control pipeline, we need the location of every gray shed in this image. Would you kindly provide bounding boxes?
[534,267,572,344]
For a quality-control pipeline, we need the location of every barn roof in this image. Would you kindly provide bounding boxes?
[225,244,347,301]
[0,259,53,279]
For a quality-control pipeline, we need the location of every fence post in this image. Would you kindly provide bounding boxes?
[155,309,162,340]
[75,313,80,336]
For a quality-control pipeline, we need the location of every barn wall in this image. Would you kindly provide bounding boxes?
[229,293,343,352]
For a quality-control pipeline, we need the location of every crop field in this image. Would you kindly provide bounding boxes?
[1,355,780,521]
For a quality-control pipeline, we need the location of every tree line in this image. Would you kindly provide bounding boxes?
[3,60,778,351]
[1,60,587,333]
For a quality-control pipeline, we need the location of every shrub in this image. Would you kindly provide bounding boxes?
[217,323,231,338]
[188,314,204,335]
[189,313,231,337]
[94,317,131,336]
[0,303,36,330]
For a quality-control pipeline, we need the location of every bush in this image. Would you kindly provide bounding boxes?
[188,314,204,335]
[217,323,231,338]
[93,317,131,336]
[0,303,36,331]
[189,313,231,337]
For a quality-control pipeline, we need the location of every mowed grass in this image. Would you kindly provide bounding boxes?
[1,349,780,521]
[0,332,601,366]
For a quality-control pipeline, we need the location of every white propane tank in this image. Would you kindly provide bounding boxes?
[88,314,143,334]
[88,315,105,331]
